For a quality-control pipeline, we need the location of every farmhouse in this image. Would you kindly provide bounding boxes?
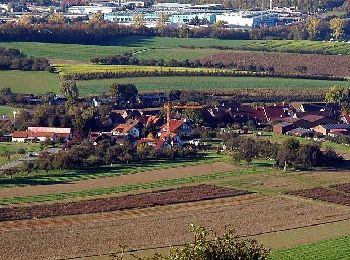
[28,127,72,141]
[12,131,56,142]
[160,119,194,137]
[314,124,350,136]
[112,119,141,138]
[273,122,294,134]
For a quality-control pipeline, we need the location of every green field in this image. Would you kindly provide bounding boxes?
[0,105,20,116]
[77,76,349,96]
[2,38,350,63]
[271,236,350,260]
[0,71,58,94]
[0,142,41,165]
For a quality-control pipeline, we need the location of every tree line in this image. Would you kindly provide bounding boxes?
[90,53,274,73]
[0,47,51,71]
[1,18,350,43]
[224,134,343,170]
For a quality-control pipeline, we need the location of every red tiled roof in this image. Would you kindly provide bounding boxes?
[264,106,286,122]
[301,114,326,122]
[113,120,139,134]
[12,131,28,138]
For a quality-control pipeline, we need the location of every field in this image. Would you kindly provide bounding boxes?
[0,70,58,94]
[0,106,19,116]
[0,142,40,166]
[76,76,348,96]
[288,187,350,206]
[54,64,237,77]
[203,50,350,77]
[3,38,350,63]
[0,185,250,221]
[271,236,350,260]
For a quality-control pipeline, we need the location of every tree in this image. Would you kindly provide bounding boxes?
[325,85,350,111]
[90,11,103,23]
[306,16,320,39]
[330,17,344,40]
[48,13,65,24]
[156,13,168,36]
[133,14,145,28]
[179,25,189,38]
[60,80,79,100]
[277,137,300,172]
[110,83,138,103]
[18,14,33,25]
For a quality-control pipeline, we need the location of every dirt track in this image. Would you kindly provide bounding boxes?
[0,162,233,199]
[0,195,350,260]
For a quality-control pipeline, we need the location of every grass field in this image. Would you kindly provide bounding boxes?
[76,76,349,96]
[3,38,350,63]
[0,71,58,94]
[271,236,350,260]
[0,106,20,116]
[0,142,41,165]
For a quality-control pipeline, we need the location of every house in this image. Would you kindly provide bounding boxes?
[112,119,141,138]
[288,128,313,137]
[12,131,56,142]
[159,132,182,146]
[89,132,114,145]
[300,115,337,128]
[314,124,350,136]
[273,122,295,134]
[121,109,142,119]
[160,119,194,137]
[282,117,310,129]
[28,127,72,141]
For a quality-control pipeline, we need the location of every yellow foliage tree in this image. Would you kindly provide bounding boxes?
[330,17,344,40]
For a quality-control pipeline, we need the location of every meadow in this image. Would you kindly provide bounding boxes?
[271,236,350,260]
[0,105,19,116]
[0,71,58,94]
[2,38,350,63]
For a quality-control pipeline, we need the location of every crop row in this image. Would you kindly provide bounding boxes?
[0,184,250,221]
[201,51,350,78]
[288,187,350,206]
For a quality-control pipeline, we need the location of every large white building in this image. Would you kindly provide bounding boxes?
[216,11,277,28]
[68,5,117,14]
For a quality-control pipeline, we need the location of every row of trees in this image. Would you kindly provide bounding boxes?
[224,135,343,170]
[1,18,350,43]
[90,53,273,73]
[27,141,199,172]
[307,16,345,40]
[63,68,343,81]
[0,47,51,71]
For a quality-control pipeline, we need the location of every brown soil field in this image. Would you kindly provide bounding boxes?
[201,51,350,77]
[288,187,350,206]
[331,183,350,193]
[0,161,233,199]
[0,185,250,221]
[0,195,349,260]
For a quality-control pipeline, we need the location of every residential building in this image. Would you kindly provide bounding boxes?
[314,124,350,136]
[112,119,141,138]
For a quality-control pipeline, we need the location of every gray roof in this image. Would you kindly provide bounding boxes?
[321,124,350,129]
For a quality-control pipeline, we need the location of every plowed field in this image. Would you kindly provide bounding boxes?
[0,185,249,221]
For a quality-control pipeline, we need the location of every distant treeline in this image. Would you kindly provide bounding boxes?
[90,53,274,72]
[0,47,51,71]
[2,20,350,43]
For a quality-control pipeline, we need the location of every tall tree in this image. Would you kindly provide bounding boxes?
[306,16,320,40]
[60,80,79,100]
[133,14,145,29]
[330,17,344,40]
[110,83,138,103]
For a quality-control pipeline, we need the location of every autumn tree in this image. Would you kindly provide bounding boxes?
[155,13,168,36]
[90,11,103,23]
[306,16,320,40]
[18,14,33,25]
[330,17,344,40]
[48,13,65,24]
[133,14,145,29]
[60,80,79,100]
[325,85,350,111]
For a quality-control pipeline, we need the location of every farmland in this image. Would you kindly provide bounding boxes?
[76,76,348,96]
[271,236,350,260]
[3,38,350,63]
[0,71,58,94]
[202,50,350,77]
[0,185,250,221]
[0,142,40,166]
[0,106,19,116]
